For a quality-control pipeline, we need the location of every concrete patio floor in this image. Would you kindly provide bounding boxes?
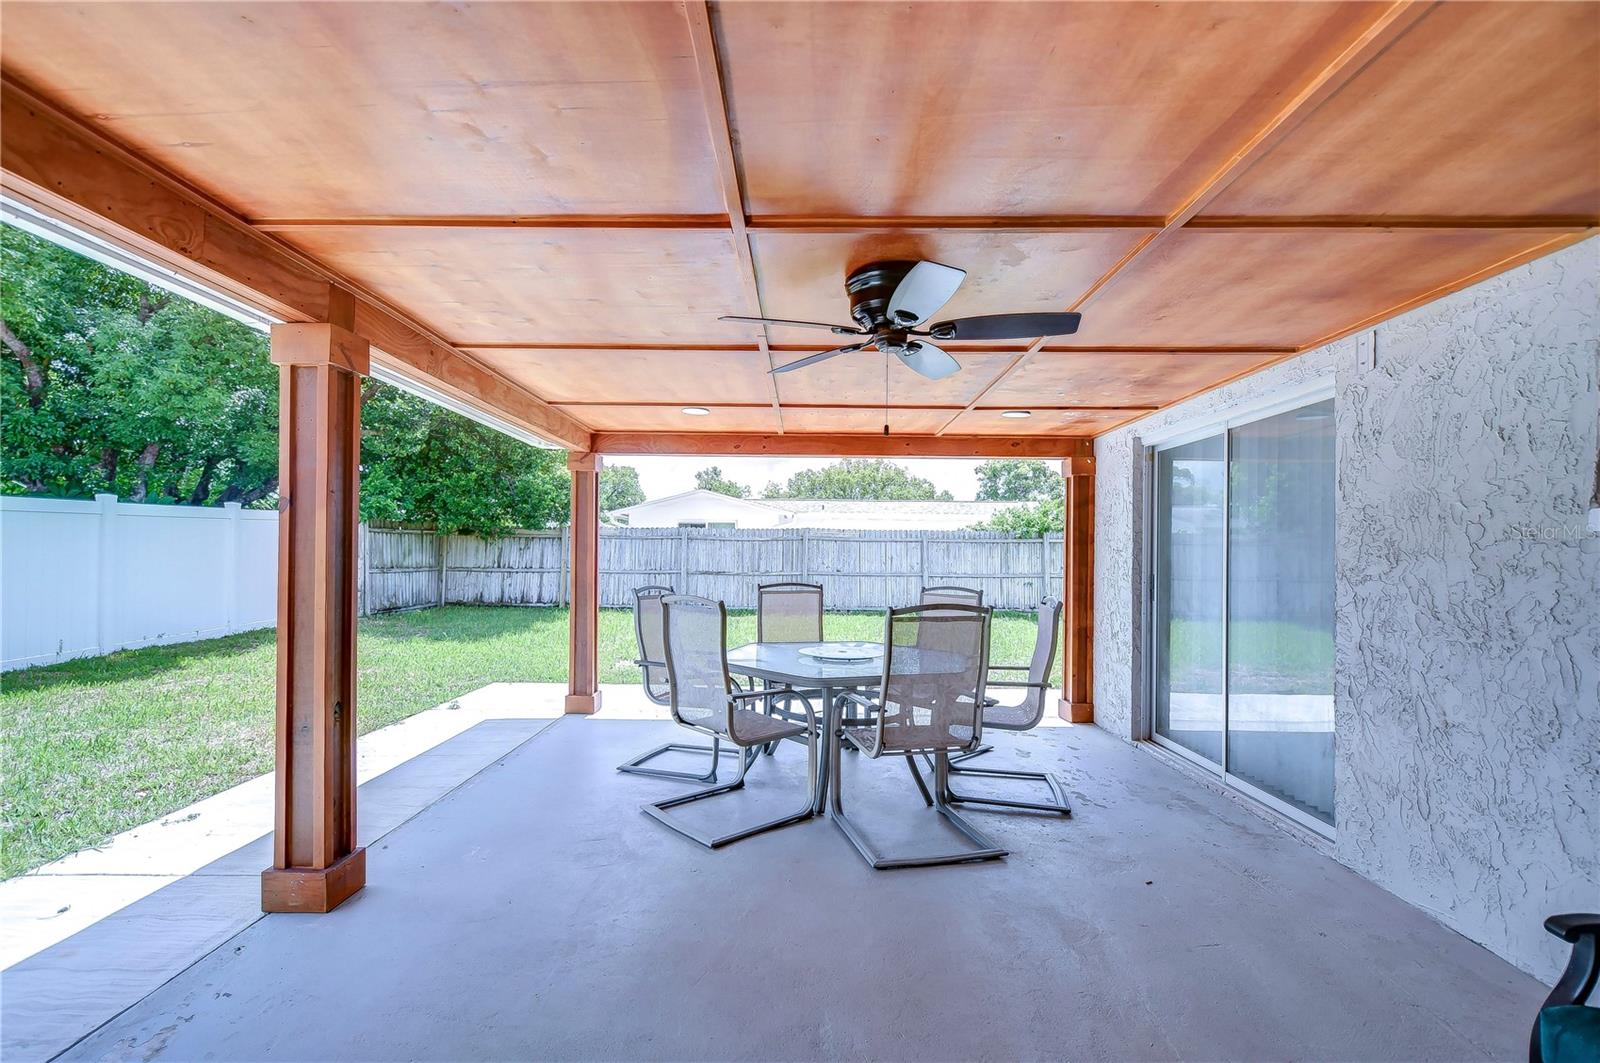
[11,715,1545,1062]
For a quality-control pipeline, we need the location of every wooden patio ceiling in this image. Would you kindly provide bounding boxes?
[2,1,1596,455]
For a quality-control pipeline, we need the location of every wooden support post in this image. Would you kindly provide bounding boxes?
[565,452,602,715]
[1059,455,1095,724]
[262,319,369,913]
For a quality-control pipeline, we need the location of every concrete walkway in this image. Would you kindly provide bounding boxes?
[13,715,1546,1062]
[1,683,671,972]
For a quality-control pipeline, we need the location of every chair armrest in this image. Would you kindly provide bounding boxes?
[987,664,1030,673]
[729,686,816,741]
[634,657,666,669]
[987,679,1050,690]
[1533,914,1600,1062]
[1546,914,1600,944]
[1537,912,1600,1052]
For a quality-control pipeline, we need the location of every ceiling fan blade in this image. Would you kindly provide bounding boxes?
[720,314,864,335]
[894,340,961,381]
[770,342,870,374]
[925,312,1082,341]
[886,260,966,327]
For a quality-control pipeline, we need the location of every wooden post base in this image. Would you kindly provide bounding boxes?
[261,847,367,913]
[1058,699,1094,724]
[565,691,602,715]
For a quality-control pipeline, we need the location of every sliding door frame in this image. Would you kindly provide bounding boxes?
[1142,376,1337,839]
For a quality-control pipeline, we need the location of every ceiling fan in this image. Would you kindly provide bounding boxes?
[720,259,1081,381]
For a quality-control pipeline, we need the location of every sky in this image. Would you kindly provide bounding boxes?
[605,456,982,502]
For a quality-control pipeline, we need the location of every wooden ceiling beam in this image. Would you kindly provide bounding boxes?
[682,0,783,431]
[968,0,1441,414]
[557,400,1155,412]
[458,342,1295,354]
[593,432,1092,459]
[1060,0,1439,319]
[0,76,592,451]
[1185,215,1598,233]
[253,215,731,232]
[934,353,1029,436]
[244,213,1595,235]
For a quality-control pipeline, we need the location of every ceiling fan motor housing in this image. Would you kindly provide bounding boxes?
[845,260,918,332]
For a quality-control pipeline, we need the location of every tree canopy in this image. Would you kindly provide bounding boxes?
[358,386,569,533]
[2,224,570,535]
[760,458,952,501]
[694,465,749,498]
[972,496,1065,537]
[599,464,645,511]
[974,459,1064,502]
[3,225,279,504]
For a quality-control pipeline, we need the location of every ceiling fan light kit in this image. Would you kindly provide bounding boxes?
[720,258,1084,383]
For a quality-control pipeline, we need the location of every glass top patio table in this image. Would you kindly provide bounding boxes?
[725,641,886,689]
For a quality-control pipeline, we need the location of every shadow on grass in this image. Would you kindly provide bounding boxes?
[0,627,277,696]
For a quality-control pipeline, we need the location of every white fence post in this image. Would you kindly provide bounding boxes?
[358,523,369,618]
[437,534,448,607]
[94,492,118,655]
[223,501,243,634]
[1038,535,1049,605]
[558,526,569,606]
[677,526,690,593]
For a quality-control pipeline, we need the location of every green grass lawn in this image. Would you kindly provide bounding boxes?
[1,604,1059,879]
[1165,617,1333,694]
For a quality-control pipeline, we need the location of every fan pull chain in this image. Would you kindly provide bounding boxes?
[883,351,890,436]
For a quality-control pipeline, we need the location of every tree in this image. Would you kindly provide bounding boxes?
[2,223,570,536]
[695,465,748,498]
[599,464,645,511]
[975,459,1063,502]
[2,224,279,505]
[972,496,1064,537]
[358,385,570,534]
[760,459,952,501]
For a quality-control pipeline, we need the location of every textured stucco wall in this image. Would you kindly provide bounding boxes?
[1092,237,1599,983]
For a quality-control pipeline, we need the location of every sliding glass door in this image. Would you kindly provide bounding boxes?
[1152,435,1226,765]
[1150,395,1337,831]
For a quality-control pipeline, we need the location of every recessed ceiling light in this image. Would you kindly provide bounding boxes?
[681,406,710,416]
[1001,410,1031,419]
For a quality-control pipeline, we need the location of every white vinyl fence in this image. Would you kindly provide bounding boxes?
[1,494,277,670]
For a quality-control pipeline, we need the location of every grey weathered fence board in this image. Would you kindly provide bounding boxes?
[360,525,1066,615]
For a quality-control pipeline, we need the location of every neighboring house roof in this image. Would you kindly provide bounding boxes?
[609,490,783,518]
[608,491,1017,529]
[762,499,1012,519]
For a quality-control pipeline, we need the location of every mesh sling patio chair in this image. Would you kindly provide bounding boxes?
[920,585,983,608]
[641,595,820,849]
[616,585,750,783]
[755,582,825,752]
[939,598,1072,815]
[831,604,1007,869]
[757,581,825,644]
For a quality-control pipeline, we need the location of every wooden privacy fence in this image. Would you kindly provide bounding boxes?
[360,526,1066,615]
